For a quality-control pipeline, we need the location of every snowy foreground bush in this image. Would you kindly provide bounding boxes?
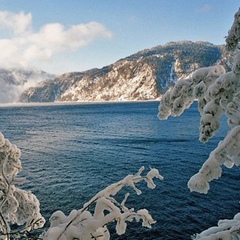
[158,7,240,240]
[0,131,163,240]
[0,132,45,239]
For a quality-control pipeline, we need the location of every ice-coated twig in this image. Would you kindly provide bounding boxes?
[43,167,163,240]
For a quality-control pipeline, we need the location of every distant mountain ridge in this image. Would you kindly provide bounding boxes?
[20,41,226,103]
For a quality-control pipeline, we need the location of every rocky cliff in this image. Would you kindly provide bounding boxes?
[20,41,226,103]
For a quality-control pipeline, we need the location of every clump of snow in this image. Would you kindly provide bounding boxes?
[158,65,226,121]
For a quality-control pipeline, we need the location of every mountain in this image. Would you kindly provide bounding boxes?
[0,68,55,103]
[20,41,226,103]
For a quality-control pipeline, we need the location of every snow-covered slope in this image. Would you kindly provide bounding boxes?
[20,41,226,103]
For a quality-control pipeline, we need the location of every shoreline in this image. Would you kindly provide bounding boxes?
[0,99,161,108]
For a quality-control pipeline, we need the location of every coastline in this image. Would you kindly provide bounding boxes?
[0,99,161,108]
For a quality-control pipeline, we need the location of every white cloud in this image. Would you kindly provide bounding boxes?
[0,10,32,35]
[0,11,112,70]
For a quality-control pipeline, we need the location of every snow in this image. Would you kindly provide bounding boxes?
[42,166,163,240]
[0,136,163,240]
[0,6,240,240]
[158,55,240,194]
[60,59,158,102]
[0,132,45,238]
[159,7,240,240]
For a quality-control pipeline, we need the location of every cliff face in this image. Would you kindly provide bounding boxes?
[20,41,225,103]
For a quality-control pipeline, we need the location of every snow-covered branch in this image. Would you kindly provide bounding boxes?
[192,212,240,240]
[159,7,240,240]
[0,130,163,239]
[158,8,240,194]
[0,132,45,240]
[42,167,163,240]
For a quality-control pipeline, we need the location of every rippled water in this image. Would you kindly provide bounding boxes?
[0,101,239,240]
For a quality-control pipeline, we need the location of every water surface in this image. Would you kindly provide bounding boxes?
[0,101,239,240]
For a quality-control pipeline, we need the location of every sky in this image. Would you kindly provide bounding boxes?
[0,0,239,75]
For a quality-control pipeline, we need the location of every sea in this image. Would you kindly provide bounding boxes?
[0,101,239,240]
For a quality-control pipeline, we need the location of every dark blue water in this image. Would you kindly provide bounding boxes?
[0,101,239,240]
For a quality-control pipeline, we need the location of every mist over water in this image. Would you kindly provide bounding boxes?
[0,68,55,103]
[0,101,239,240]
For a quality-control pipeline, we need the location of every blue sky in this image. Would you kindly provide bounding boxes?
[0,0,239,74]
